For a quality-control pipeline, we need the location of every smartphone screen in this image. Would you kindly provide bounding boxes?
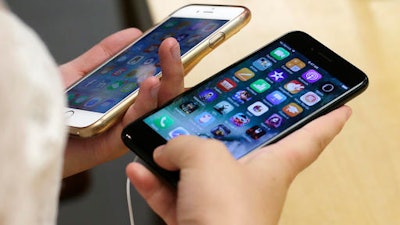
[67,17,227,114]
[122,31,368,178]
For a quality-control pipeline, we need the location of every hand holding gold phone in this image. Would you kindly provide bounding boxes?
[65,4,251,138]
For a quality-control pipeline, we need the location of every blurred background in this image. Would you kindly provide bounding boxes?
[7,0,400,225]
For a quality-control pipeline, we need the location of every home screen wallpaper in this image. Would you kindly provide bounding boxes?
[144,40,350,159]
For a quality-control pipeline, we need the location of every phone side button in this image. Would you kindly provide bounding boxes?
[209,32,225,49]
[65,110,74,119]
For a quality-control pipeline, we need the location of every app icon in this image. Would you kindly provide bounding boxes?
[198,89,218,103]
[112,68,127,76]
[127,56,144,65]
[73,95,88,105]
[267,69,288,82]
[230,113,250,127]
[321,82,335,93]
[99,65,115,74]
[217,78,237,92]
[252,57,272,71]
[300,91,321,106]
[286,58,306,72]
[160,33,173,40]
[98,99,116,108]
[143,57,156,65]
[124,69,138,78]
[174,21,190,29]
[270,47,290,60]
[265,114,284,128]
[247,101,269,116]
[163,20,179,28]
[144,44,160,53]
[301,69,322,83]
[211,124,231,138]
[169,127,190,138]
[266,90,287,105]
[185,34,202,45]
[149,31,163,40]
[67,93,76,101]
[95,80,108,89]
[234,68,255,81]
[250,79,271,93]
[195,112,215,126]
[202,23,218,32]
[232,90,252,104]
[214,101,234,115]
[120,83,138,93]
[284,80,305,94]
[107,81,124,90]
[84,97,102,108]
[283,103,303,117]
[246,125,266,140]
[175,33,189,42]
[179,101,199,114]
[116,54,129,63]
[154,115,174,129]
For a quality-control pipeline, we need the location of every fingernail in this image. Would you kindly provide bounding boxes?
[150,82,160,99]
[170,41,181,61]
[345,106,353,119]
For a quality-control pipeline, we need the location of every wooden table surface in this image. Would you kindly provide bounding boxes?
[147,1,400,224]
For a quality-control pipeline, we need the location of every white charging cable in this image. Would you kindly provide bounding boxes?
[126,155,139,225]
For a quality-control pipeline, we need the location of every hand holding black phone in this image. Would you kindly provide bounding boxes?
[122,31,369,186]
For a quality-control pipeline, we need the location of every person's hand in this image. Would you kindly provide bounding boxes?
[126,106,352,225]
[60,29,184,177]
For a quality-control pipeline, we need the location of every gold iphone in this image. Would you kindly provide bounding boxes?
[65,4,251,138]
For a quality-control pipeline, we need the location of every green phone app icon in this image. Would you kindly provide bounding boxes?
[250,79,271,93]
[154,115,174,129]
[107,81,124,90]
[270,47,290,60]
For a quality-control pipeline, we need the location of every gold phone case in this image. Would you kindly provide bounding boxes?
[69,4,251,138]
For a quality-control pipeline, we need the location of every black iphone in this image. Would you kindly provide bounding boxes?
[122,31,369,186]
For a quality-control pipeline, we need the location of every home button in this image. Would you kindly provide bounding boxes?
[65,110,74,119]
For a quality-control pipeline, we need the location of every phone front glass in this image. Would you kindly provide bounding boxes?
[141,36,366,159]
[66,5,247,128]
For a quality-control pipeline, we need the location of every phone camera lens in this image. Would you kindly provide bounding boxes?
[321,83,335,93]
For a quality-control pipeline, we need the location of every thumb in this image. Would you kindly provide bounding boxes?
[153,135,234,172]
